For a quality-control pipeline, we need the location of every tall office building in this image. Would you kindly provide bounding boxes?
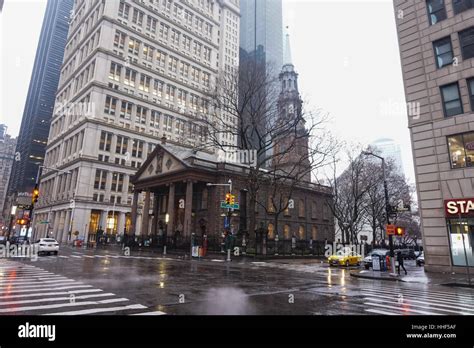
[0,125,17,229]
[239,0,283,72]
[370,138,404,174]
[393,0,474,272]
[7,0,74,197]
[34,0,239,243]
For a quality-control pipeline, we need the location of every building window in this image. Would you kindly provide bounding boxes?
[99,131,112,151]
[114,31,126,49]
[426,0,446,25]
[118,1,130,19]
[120,101,133,119]
[311,201,317,219]
[128,38,140,56]
[448,132,474,168]
[146,16,157,32]
[132,8,144,26]
[446,219,474,266]
[298,226,305,240]
[433,37,453,68]
[311,226,318,240]
[298,199,305,218]
[104,96,117,115]
[441,82,463,117]
[94,169,107,190]
[164,115,173,132]
[468,78,474,111]
[153,80,164,97]
[111,173,124,192]
[135,106,148,125]
[139,74,151,92]
[124,68,136,87]
[452,0,474,14]
[283,225,290,239]
[156,50,166,67]
[459,27,474,61]
[143,45,154,62]
[268,223,275,239]
[131,140,144,158]
[109,62,121,81]
[150,110,160,128]
[116,136,129,155]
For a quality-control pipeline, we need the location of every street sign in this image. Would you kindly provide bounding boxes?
[386,224,396,235]
[220,201,239,209]
[39,220,49,224]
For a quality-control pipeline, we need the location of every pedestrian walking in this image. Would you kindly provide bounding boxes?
[397,251,407,275]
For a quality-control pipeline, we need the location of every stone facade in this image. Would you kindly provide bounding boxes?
[393,0,474,272]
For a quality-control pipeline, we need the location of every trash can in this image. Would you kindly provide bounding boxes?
[372,255,380,271]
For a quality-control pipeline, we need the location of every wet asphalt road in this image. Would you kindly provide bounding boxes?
[1,246,473,315]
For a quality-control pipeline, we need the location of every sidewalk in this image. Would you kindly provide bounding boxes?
[350,261,473,288]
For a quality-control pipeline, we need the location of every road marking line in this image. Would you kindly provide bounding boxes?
[361,287,474,301]
[70,255,82,258]
[46,304,147,315]
[362,287,474,304]
[364,302,442,315]
[0,281,77,290]
[0,293,116,306]
[0,285,93,294]
[0,298,129,313]
[83,255,95,258]
[364,297,474,315]
[363,290,474,309]
[0,278,71,285]
[0,289,103,300]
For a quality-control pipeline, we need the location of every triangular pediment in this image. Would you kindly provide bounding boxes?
[135,145,187,182]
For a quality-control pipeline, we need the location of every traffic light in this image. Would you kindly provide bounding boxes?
[396,226,405,236]
[230,194,235,205]
[225,193,231,205]
[16,218,29,226]
[32,185,39,204]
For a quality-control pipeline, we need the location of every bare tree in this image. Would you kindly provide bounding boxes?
[201,58,337,238]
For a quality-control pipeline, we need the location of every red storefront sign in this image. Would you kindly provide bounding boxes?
[444,198,474,217]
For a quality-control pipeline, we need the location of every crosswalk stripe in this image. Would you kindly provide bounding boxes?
[70,255,82,258]
[364,302,442,315]
[364,297,474,315]
[0,289,103,300]
[0,278,71,285]
[0,298,129,313]
[363,288,474,307]
[0,285,93,294]
[0,274,59,279]
[132,311,166,315]
[58,256,69,258]
[362,287,474,304]
[83,255,95,258]
[0,293,116,306]
[0,281,77,290]
[46,304,147,315]
[362,287,474,301]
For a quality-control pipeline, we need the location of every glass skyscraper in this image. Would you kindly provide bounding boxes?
[239,0,283,72]
[7,0,74,196]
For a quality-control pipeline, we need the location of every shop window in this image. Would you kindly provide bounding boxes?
[447,132,474,168]
[447,219,474,266]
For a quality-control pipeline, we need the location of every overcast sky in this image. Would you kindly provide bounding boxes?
[0,0,415,182]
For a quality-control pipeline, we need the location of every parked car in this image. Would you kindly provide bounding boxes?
[363,249,390,269]
[34,238,59,255]
[328,252,362,267]
[416,252,425,267]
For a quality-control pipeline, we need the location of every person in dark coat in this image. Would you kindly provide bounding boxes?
[397,251,407,275]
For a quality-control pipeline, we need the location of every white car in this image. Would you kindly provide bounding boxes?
[35,238,59,255]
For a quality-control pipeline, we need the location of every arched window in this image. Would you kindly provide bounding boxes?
[312,226,318,240]
[268,223,274,239]
[284,224,290,239]
[298,225,305,240]
[298,199,305,217]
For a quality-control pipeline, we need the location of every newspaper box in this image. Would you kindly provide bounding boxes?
[192,246,200,257]
[372,255,381,271]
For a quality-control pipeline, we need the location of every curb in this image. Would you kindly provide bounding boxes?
[350,271,403,282]
[440,282,474,289]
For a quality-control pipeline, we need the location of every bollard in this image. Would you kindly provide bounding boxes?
[275,235,279,256]
[242,236,246,256]
[226,249,231,262]
[163,245,167,256]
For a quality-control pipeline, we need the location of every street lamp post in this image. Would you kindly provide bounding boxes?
[362,151,396,275]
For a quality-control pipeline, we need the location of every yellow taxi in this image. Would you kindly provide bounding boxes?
[328,252,362,267]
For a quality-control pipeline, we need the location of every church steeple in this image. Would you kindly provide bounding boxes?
[283,31,293,67]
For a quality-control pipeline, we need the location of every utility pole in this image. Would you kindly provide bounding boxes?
[363,151,396,275]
